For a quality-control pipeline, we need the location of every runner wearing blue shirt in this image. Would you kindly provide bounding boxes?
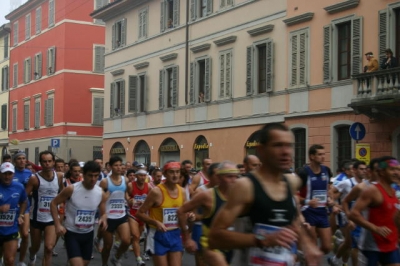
[0,162,28,266]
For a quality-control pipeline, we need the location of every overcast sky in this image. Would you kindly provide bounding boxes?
[0,0,29,26]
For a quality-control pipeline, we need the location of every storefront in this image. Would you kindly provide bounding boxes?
[159,138,180,167]
[193,135,209,170]
[109,142,126,161]
[134,140,151,167]
[245,131,260,156]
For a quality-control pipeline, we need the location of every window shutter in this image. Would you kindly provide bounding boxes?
[46,49,50,75]
[25,15,30,40]
[23,61,26,84]
[94,46,105,73]
[121,19,127,46]
[110,82,115,117]
[291,35,298,86]
[49,0,55,27]
[44,99,48,126]
[189,62,195,104]
[28,58,32,82]
[99,98,104,124]
[120,80,125,115]
[4,35,8,58]
[34,101,40,128]
[351,16,363,75]
[206,0,213,15]
[220,0,225,8]
[5,67,9,90]
[112,24,116,50]
[12,107,16,132]
[172,66,179,107]
[173,0,180,26]
[1,104,7,130]
[159,70,164,109]
[36,8,41,34]
[129,75,138,112]
[219,54,225,97]
[204,57,211,102]
[266,40,274,92]
[24,104,29,130]
[323,25,332,83]
[13,22,18,46]
[38,53,42,78]
[299,32,306,85]
[13,64,18,88]
[227,0,233,6]
[143,75,148,112]
[190,0,197,21]
[378,9,388,65]
[93,97,102,125]
[160,1,166,32]
[95,0,102,9]
[1,68,4,91]
[225,52,231,97]
[48,98,53,126]
[246,46,253,95]
[139,12,143,38]
[51,47,56,73]
[143,11,147,38]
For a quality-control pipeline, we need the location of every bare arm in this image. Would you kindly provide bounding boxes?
[189,175,200,196]
[126,182,133,206]
[342,184,362,217]
[136,188,165,230]
[50,185,73,229]
[25,175,39,198]
[98,191,108,231]
[57,172,64,193]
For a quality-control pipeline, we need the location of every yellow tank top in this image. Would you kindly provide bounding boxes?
[149,183,183,230]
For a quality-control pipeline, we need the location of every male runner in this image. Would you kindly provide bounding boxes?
[178,161,238,266]
[0,162,27,266]
[54,159,65,173]
[99,156,130,266]
[350,157,400,266]
[127,169,150,266]
[26,150,64,266]
[189,158,212,196]
[149,169,162,188]
[208,123,322,265]
[136,161,186,266]
[243,155,261,173]
[50,161,108,266]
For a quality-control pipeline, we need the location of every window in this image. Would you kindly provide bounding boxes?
[246,39,274,95]
[48,0,55,27]
[128,74,147,113]
[34,53,42,80]
[93,97,104,125]
[13,63,18,88]
[3,35,8,59]
[219,0,232,9]
[24,148,29,161]
[323,17,363,82]
[93,146,103,160]
[36,7,42,34]
[34,147,39,165]
[34,100,40,128]
[12,105,17,132]
[1,104,7,130]
[189,57,211,104]
[111,19,127,50]
[336,125,352,170]
[292,128,306,170]
[13,21,18,46]
[289,28,309,88]
[94,46,105,73]
[47,46,56,75]
[190,0,212,21]
[1,66,8,91]
[24,103,29,130]
[110,80,125,117]
[159,66,178,109]
[138,8,148,39]
[44,98,54,126]
[25,13,31,40]
[94,0,108,24]
[219,49,232,98]
[24,58,32,84]
[160,0,179,32]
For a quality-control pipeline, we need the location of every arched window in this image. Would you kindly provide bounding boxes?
[193,135,209,170]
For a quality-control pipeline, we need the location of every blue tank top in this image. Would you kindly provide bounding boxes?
[303,165,329,209]
[0,182,27,235]
[13,169,32,187]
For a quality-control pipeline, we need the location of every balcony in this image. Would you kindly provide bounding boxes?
[349,67,400,119]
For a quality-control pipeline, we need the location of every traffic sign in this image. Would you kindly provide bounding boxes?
[349,122,366,141]
[356,143,370,165]
[51,138,60,148]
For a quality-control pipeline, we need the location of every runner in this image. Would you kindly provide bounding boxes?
[127,169,150,266]
[189,158,212,196]
[136,161,186,266]
[50,160,108,266]
[350,157,400,266]
[208,123,322,265]
[149,169,162,189]
[64,162,83,187]
[243,155,261,173]
[25,150,64,266]
[54,159,65,173]
[178,161,238,266]
[99,156,130,266]
[0,162,27,266]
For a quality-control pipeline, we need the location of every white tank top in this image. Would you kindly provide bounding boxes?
[31,171,59,223]
[106,176,127,219]
[65,182,102,233]
[194,185,208,225]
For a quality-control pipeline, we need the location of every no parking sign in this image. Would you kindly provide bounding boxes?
[356,144,370,165]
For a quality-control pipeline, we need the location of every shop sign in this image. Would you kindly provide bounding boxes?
[246,140,259,148]
[194,143,209,150]
[160,145,179,152]
[111,147,125,154]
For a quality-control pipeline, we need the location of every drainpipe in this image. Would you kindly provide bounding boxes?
[184,0,189,105]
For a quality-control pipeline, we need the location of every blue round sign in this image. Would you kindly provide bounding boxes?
[349,122,366,141]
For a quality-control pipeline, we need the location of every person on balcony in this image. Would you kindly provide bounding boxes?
[364,52,379,73]
[381,48,398,69]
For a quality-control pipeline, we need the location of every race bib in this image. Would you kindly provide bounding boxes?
[109,199,125,214]
[132,195,147,210]
[75,210,95,228]
[312,190,327,206]
[0,209,16,227]
[162,208,178,229]
[39,196,54,212]
[249,224,295,266]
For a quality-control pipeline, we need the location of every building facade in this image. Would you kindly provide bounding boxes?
[0,24,10,160]
[6,0,107,163]
[93,0,400,171]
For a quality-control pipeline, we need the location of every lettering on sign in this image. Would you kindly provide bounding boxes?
[160,145,179,152]
[246,140,259,148]
[111,148,126,154]
[193,143,209,150]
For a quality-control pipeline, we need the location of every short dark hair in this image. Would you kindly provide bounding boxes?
[126,169,135,176]
[207,163,219,177]
[369,157,380,171]
[181,160,193,166]
[151,168,162,176]
[353,160,366,169]
[308,144,324,156]
[109,156,122,166]
[39,150,55,163]
[82,161,101,175]
[55,159,64,164]
[237,164,244,169]
[385,48,393,55]
[2,154,11,162]
[258,123,289,145]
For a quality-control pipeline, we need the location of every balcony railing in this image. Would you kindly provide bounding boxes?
[352,67,400,98]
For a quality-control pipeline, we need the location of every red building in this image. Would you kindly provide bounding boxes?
[6,0,106,163]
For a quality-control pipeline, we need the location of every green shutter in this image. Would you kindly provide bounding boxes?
[160,1,166,32]
[204,57,211,102]
[44,99,48,126]
[225,52,231,97]
[120,80,125,115]
[112,23,116,50]
[24,104,29,130]
[129,76,138,112]
[299,32,306,85]
[38,53,42,78]
[190,0,196,21]
[143,75,148,112]
[351,16,363,75]
[206,0,212,15]
[93,97,102,125]
[291,35,298,86]
[1,104,7,130]
[48,98,54,126]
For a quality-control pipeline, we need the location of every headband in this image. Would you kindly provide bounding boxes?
[163,162,181,171]
[217,168,240,175]
[13,151,26,160]
[135,169,147,175]
[379,159,400,169]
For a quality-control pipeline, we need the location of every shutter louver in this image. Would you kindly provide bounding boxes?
[160,1,166,32]
[129,76,138,112]
[323,25,332,83]
[172,66,179,107]
[121,19,127,47]
[220,54,225,98]
[34,102,40,128]
[159,70,164,109]
[351,16,363,75]
[378,10,388,66]
[291,35,298,86]
[189,62,195,104]
[225,52,231,97]
[266,40,274,92]
[120,80,125,115]
[1,104,7,130]
[110,83,115,117]
[173,0,180,26]
[299,33,306,85]
[204,57,211,102]
[246,46,253,95]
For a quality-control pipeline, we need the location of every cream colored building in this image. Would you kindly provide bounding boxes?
[0,24,10,159]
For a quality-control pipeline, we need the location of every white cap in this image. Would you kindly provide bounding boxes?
[0,162,15,173]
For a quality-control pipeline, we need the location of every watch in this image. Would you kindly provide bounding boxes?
[255,234,265,248]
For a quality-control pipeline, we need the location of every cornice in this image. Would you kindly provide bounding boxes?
[160,53,178,62]
[324,0,360,14]
[283,12,314,26]
[247,24,274,37]
[213,36,237,46]
[190,44,211,53]
[134,62,149,70]
[111,69,125,76]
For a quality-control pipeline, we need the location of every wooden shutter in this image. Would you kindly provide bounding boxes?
[46,49,50,75]
[23,60,26,84]
[38,53,42,78]
[24,104,29,130]
[112,23,116,50]
[94,46,105,73]
[173,0,180,26]
[1,104,7,130]
[159,70,164,109]
[290,35,298,86]
[246,46,253,95]
[34,101,40,128]
[143,75,148,112]
[190,0,197,21]
[143,11,147,38]
[189,62,195,104]
[204,57,211,102]
[351,16,363,75]
[119,80,125,115]
[266,40,274,92]
[13,64,18,88]
[49,0,55,26]
[129,76,138,112]
[44,99,48,126]
[93,97,102,125]
[323,25,332,83]
[26,14,30,40]
[160,1,166,32]
[12,107,16,132]
[139,12,143,38]
[13,22,18,46]
[99,98,104,124]
[219,53,225,97]
[299,32,306,85]
[378,9,389,65]
[48,98,53,126]
[172,66,179,107]
[51,47,56,73]
[110,82,115,117]
[206,0,213,15]
[36,7,41,34]
[28,58,32,82]
[121,19,127,46]
[225,52,231,97]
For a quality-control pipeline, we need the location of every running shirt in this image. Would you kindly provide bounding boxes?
[149,184,183,230]
[64,177,83,187]
[335,177,358,203]
[106,176,126,219]
[299,165,330,210]
[198,171,209,187]
[129,182,149,217]
[0,182,27,235]
[333,172,349,186]
[64,182,102,233]
[30,171,59,223]
[13,168,32,186]
[359,183,399,252]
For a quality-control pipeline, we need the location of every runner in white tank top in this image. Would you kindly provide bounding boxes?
[189,158,212,197]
